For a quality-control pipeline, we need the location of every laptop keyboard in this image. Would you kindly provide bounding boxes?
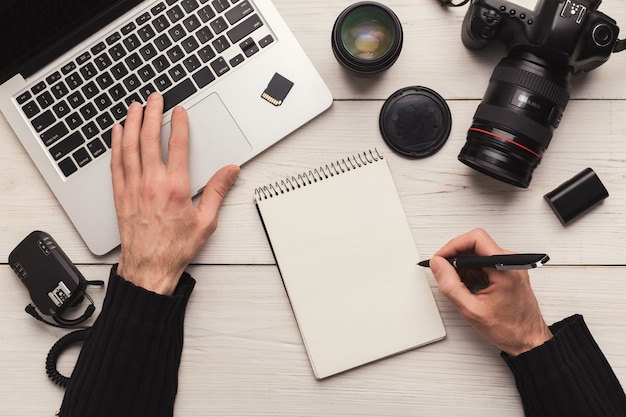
[15,0,274,178]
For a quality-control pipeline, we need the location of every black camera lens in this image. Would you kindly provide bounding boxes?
[458,49,572,188]
[331,2,403,75]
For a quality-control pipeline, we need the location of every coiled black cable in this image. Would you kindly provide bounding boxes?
[45,328,90,388]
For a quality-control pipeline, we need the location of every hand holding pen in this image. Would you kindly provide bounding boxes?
[426,228,553,356]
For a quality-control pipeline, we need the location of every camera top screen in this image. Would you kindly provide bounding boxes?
[508,0,539,12]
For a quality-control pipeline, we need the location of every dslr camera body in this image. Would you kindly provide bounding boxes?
[458,0,622,187]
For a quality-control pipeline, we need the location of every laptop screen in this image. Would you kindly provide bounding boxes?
[0,0,142,84]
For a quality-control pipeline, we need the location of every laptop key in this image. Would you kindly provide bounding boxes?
[81,121,99,139]
[66,94,83,117]
[66,72,84,90]
[155,74,173,91]
[94,93,112,111]
[123,34,141,52]
[66,112,83,130]
[82,81,99,99]
[76,52,91,65]
[121,22,136,35]
[181,0,199,13]
[96,112,114,130]
[168,64,187,82]
[212,0,230,13]
[212,36,229,53]
[41,121,69,146]
[197,46,216,62]
[80,63,98,80]
[183,15,201,32]
[125,93,143,105]
[79,103,98,120]
[210,17,228,34]
[109,44,127,61]
[73,147,92,167]
[192,67,215,88]
[227,14,262,43]
[124,74,141,91]
[46,71,62,85]
[169,24,186,42]
[139,83,157,100]
[16,91,32,105]
[229,53,244,67]
[102,128,113,148]
[87,138,107,158]
[109,83,127,101]
[138,25,156,42]
[151,2,167,15]
[53,100,70,118]
[91,42,107,55]
[162,79,197,112]
[167,5,184,23]
[96,72,114,89]
[153,55,171,72]
[183,56,201,72]
[138,65,156,82]
[136,12,151,26]
[198,5,216,22]
[111,103,128,120]
[106,32,122,45]
[139,44,157,61]
[111,63,129,80]
[259,34,274,48]
[167,45,185,63]
[153,15,170,32]
[210,57,230,76]
[32,110,56,132]
[182,36,200,53]
[51,81,69,99]
[196,26,214,44]
[225,1,252,25]
[50,131,85,160]
[95,53,113,70]
[154,34,173,51]
[125,53,143,71]
[36,91,54,109]
[61,62,76,75]
[22,101,40,118]
[58,157,78,177]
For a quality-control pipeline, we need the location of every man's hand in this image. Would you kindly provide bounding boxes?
[430,228,553,356]
[110,92,240,295]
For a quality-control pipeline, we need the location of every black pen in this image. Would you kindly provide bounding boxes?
[418,253,550,270]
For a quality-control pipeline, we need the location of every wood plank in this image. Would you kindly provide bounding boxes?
[0,265,624,416]
[2,100,625,264]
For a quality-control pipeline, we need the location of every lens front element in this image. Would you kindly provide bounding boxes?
[341,6,395,60]
[332,2,403,75]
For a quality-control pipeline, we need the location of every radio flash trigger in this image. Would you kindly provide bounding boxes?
[261,72,294,106]
[9,230,103,328]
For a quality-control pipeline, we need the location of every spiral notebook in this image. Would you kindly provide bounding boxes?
[254,150,446,379]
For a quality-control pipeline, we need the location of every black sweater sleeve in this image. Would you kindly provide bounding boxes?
[502,314,626,417]
[59,265,195,417]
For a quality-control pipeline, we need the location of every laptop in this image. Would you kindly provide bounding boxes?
[0,0,333,255]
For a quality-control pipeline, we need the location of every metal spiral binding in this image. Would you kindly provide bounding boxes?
[254,149,383,200]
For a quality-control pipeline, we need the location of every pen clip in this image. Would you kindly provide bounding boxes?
[495,254,550,270]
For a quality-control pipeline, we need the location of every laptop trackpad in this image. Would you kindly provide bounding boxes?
[160,93,252,194]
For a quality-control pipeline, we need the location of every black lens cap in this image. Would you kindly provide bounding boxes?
[379,86,452,158]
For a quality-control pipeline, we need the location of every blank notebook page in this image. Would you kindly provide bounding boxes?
[254,151,445,379]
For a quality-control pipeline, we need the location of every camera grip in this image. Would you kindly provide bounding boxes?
[461,4,501,50]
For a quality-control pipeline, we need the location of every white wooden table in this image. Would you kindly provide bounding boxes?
[1,1,625,415]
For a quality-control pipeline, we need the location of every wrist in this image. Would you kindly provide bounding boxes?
[116,261,181,296]
[504,325,553,357]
